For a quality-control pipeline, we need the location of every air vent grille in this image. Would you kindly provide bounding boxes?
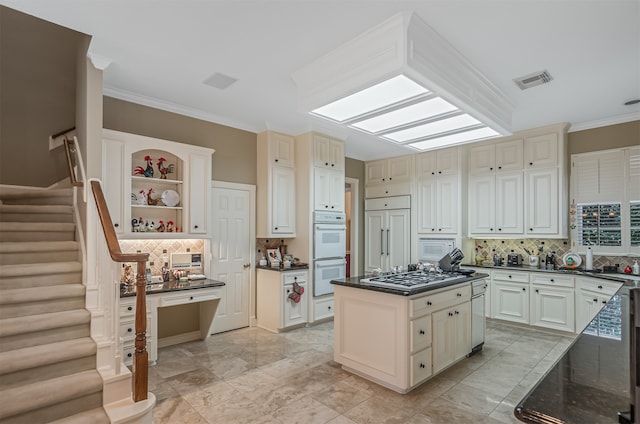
[203,72,238,90]
[513,70,553,90]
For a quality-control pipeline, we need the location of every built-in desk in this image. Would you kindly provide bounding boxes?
[120,279,225,365]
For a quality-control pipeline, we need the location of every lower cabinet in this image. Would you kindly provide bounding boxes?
[313,296,335,321]
[257,269,308,332]
[120,299,155,366]
[530,273,575,332]
[432,301,471,374]
[575,277,621,332]
[493,280,529,324]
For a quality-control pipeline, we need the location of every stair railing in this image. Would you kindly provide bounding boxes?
[90,180,150,402]
[62,137,88,202]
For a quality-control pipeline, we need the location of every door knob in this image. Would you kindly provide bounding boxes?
[243,263,250,269]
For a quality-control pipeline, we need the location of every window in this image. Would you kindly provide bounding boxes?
[631,201,640,247]
[584,294,622,340]
[576,203,622,247]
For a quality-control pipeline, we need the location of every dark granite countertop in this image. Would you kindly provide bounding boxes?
[330,272,489,296]
[120,278,225,297]
[256,265,309,272]
[515,279,638,423]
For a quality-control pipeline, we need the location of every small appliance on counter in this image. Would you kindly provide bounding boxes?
[507,253,522,266]
[545,252,556,270]
[438,248,464,272]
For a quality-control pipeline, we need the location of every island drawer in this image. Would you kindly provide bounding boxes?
[530,274,574,288]
[492,270,529,283]
[410,315,431,353]
[576,277,622,296]
[410,284,471,318]
[410,347,432,387]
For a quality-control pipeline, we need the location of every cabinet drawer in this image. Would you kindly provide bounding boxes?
[119,299,151,317]
[410,315,431,353]
[410,284,471,318]
[492,270,529,283]
[158,290,218,307]
[576,277,622,296]
[120,317,151,339]
[314,297,334,320]
[122,341,152,365]
[530,273,574,288]
[410,348,432,387]
[365,194,411,210]
[365,182,412,198]
[283,272,307,285]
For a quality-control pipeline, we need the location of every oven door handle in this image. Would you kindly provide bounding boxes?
[315,224,347,231]
[387,229,390,256]
[380,229,384,256]
[315,259,346,268]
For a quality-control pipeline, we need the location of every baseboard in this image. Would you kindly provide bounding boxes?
[105,392,156,424]
[157,330,201,348]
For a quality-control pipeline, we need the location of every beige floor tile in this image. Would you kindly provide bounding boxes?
[272,396,340,424]
[439,382,503,415]
[153,397,208,424]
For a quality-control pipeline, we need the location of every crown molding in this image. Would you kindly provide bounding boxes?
[569,111,640,132]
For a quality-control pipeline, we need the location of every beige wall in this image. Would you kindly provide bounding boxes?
[345,157,365,276]
[103,97,257,185]
[0,6,86,187]
[568,120,639,155]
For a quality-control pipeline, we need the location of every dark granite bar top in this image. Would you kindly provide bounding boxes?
[331,273,489,296]
[256,265,309,272]
[515,280,638,423]
[120,278,225,298]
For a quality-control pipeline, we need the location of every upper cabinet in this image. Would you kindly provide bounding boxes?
[365,155,414,198]
[102,129,214,238]
[257,131,296,238]
[313,134,344,171]
[468,139,523,174]
[525,133,558,168]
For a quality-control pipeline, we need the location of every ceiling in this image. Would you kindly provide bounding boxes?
[3,0,639,161]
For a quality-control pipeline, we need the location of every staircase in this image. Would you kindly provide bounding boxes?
[0,188,109,423]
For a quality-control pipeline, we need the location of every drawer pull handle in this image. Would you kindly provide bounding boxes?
[426,301,432,306]
[419,363,425,369]
[419,330,425,335]
[190,296,194,300]
[457,293,462,297]
[127,328,132,333]
[448,312,453,317]
[127,306,133,311]
[522,288,526,291]
[593,298,598,302]
[127,353,132,358]
[550,279,554,282]
[598,285,603,289]
[508,275,512,278]
[602,300,607,304]
[455,310,459,315]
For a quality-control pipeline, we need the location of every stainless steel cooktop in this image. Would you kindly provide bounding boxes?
[361,270,465,291]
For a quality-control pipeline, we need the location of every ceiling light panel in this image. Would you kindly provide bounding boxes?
[350,97,458,133]
[384,114,481,143]
[408,127,500,151]
[311,75,429,122]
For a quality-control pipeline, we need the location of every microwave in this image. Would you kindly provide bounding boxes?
[418,238,455,263]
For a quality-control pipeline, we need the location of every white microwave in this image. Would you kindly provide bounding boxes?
[418,238,455,263]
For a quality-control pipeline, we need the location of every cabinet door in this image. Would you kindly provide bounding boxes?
[388,156,413,183]
[329,139,345,171]
[313,135,331,168]
[188,152,209,234]
[531,285,574,332]
[416,151,437,179]
[469,174,495,234]
[493,282,529,324]
[525,133,558,168]
[436,147,459,175]
[364,211,385,271]
[270,133,295,168]
[102,139,125,233]
[387,209,410,271]
[453,301,471,361]
[314,167,331,211]
[575,290,604,333]
[432,308,454,374]
[495,139,524,171]
[365,160,387,185]
[271,166,295,235]
[468,144,495,174]
[437,174,458,234]
[283,282,307,327]
[416,178,437,233]
[329,170,345,212]
[495,172,524,234]
[526,168,558,235]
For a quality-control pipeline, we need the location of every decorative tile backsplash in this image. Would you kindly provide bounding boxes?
[471,238,635,271]
[119,239,205,277]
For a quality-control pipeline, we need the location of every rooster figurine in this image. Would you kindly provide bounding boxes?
[134,155,154,178]
[146,188,159,206]
[156,157,175,180]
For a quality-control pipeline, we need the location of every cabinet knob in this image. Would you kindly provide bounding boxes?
[294,277,297,280]
[529,228,533,231]
[328,306,332,310]
[522,288,526,291]
[325,205,329,208]
[331,206,334,209]
[598,285,603,289]
[127,306,133,311]
[602,300,607,304]
[385,190,389,194]
[508,275,512,278]
[114,223,119,228]
[498,166,502,170]
[593,298,598,302]
[190,296,194,300]
[384,204,388,207]
[419,330,425,335]
[127,328,132,333]
[325,162,329,166]
[419,363,425,369]
[427,301,432,306]
[498,228,502,231]
[127,353,132,358]
[489,167,493,171]
[438,171,442,174]
[550,279,554,282]
[457,293,462,297]
[275,227,278,230]
[455,310,459,315]
[432,228,435,232]
[529,162,533,166]
[448,312,453,317]
[275,159,279,163]
[382,178,386,181]
[389,177,392,181]
[535,289,539,293]
[490,228,494,231]
[432,172,435,175]
[331,163,335,167]
[287,289,291,293]
[194,225,198,229]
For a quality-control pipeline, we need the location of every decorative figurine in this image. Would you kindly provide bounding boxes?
[145,220,156,232]
[156,157,175,179]
[166,220,174,232]
[146,188,159,206]
[121,265,135,285]
[131,217,140,232]
[157,220,165,232]
[134,155,154,178]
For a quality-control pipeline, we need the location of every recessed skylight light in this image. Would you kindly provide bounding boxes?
[408,127,500,151]
[350,97,458,133]
[311,75,429,122]
[384,114,481,143]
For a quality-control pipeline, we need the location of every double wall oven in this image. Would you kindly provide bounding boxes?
[313,211,346,296]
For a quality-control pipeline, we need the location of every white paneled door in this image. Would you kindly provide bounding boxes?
[211,186,251,333]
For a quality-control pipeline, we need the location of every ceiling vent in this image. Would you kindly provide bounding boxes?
[203,72,237,90]
[513,70,553,90]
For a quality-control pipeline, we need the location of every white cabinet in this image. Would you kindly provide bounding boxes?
[365,155,414,198]
[314,167,345,212]
[469,171,523,235]
[530,273,575,332]
[313,134,344,170]
[492,270,529,324]
[468,139,523,174]
[257,131,296,238]
[120,297,155,366]
[364,201,410,273]
[526,168,558,235]
[432,298,471,374]
[525,133,558,168]
[102,129,213,238]
[416,148,460,235]
[574,277,622,332]
[257,269,308,332]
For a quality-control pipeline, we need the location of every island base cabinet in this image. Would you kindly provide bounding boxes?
[410,348,432,387]
[432,301,471,374]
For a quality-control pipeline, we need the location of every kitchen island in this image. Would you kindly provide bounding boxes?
[331,272,488,393]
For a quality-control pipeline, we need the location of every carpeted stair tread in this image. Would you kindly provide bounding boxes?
[0,261,82,278]
[0,221,75,232]
[0,337,96,376]
[0,204,73,214]
[0,309,90,338]
[0,188,73,200]
[0,284,85,305]
[48,407,110,424]
[0,369,103,420]
[0,241,78,253]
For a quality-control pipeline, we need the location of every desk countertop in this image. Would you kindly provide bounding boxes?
[120,278,225,297]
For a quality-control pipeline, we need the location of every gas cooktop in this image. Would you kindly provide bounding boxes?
[361,270,466,291]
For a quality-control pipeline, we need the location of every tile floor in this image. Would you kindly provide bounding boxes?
[151,320,575,424]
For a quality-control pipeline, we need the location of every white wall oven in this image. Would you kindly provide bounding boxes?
[313,211,346,296]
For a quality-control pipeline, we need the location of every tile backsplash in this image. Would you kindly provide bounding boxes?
[470,238,636,271]
[119,239,204,278]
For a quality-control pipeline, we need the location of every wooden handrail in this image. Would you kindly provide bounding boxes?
[90,180,150,402]
[63,138,83,187]
[51,126,75,139]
